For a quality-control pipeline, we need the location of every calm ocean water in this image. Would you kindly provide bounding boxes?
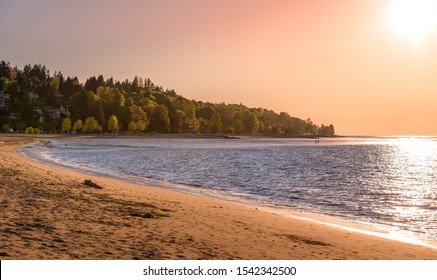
[20,137,437,244]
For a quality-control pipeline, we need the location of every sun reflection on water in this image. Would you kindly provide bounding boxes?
[384,137,437,243]
[396,137,434,157]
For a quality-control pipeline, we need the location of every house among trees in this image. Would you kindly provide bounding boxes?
[47,105,71,119]
[0,91,11,108]
[9,112,20,120]
[34,109,44,123]
[29,91,39,99]
[33,105,71,123]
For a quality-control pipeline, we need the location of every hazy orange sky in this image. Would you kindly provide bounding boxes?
[2,0,437,136]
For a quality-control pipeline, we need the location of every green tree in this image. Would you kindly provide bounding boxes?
[317,124,335,136]
[232,119,244,134]
[130,104,147,122]
[305,119,318,135]
[0,61,11,79]
[151,105,171,133]
[329,124,335,136]
[0,77,9,91]
[128,120,137,133]
[51,75,60,92]
[132,76,141,93]
[61,117,72,133]
[198,118,209,133]
[70,90,99,121]
[129,105,149,132]
[94,100,106,130]
[219,105,236,132]
[97,86,125,117]
[196,105,215,120]
[107,115,119,133]
[61,76,82,99]
[84,76,99,92]
[117,106,131,131]
[1,124,11,133]
[242,111,259,133]
[187,117,200,133]
[25,126,34,134]
[125,97,134,107]
[6,80,20,95]
[136,120,147,132]
[209,113,222,134]
[16,121,26,132]
[82,117,102,133]
[175,110,188,133]
[72,119,83,133]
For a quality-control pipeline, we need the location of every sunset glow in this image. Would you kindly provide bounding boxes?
[387,0,437,42]
[2,0,437,135]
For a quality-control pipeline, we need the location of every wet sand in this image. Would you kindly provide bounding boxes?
[1,135,437,259]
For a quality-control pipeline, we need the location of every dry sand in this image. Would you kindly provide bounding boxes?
[1,135,437,260]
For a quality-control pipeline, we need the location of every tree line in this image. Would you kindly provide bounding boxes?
[0,60,335,136]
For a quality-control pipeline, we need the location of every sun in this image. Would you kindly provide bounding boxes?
[387,0,437,42]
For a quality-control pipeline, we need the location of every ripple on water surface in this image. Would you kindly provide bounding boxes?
[20,137,437,245]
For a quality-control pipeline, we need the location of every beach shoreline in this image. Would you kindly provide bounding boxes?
[1,134,437,259]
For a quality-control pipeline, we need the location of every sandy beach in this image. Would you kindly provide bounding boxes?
[1,135,437,260]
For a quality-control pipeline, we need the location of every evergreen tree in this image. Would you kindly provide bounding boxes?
[0,61,11,79]
[70,90,100,122]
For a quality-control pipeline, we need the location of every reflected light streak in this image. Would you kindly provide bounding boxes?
[396,137,434,158]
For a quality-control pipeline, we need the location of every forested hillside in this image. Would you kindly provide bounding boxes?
[0,61,334,135]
